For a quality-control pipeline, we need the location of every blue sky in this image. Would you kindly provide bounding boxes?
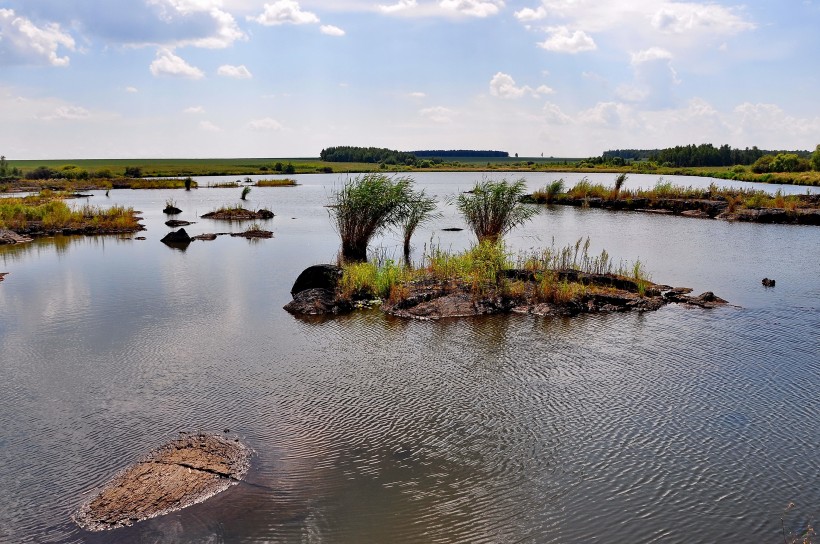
[1,0,818,159]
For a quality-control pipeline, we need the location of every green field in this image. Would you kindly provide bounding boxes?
[4,157,819,187]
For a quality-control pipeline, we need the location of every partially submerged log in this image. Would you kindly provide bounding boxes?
[74,433,251,532]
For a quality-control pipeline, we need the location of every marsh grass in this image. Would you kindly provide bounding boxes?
[256,178,298,187]
[531,179,565,204]
[338,238,652,305]
[0,195,140,232]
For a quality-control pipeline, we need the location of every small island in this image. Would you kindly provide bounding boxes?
[284,175,727,319]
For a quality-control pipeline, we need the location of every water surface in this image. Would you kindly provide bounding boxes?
[1,172,818,543]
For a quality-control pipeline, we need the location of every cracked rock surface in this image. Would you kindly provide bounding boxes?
[74,433,251,532]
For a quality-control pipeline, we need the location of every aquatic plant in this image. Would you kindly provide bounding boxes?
[256,178,297,187]
[610,173,628,200]
[241,186,251,200]
[328,173,417,261]
[456,178,537,243]
[531,179,564,204]
[398,190,439,262]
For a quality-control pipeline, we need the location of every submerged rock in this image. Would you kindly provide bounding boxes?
[762,278,776,287]
[0,272,7,283]
[165,219,194,227]
[73,433,251,532]
[163,205,183,215]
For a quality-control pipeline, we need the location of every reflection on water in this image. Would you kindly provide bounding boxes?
[0,173,818,543]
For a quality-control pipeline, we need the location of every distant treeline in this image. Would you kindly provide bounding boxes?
[601,144,811,167]
[319,146,509,163]
[413,150,509,158]
[319,146,416,164]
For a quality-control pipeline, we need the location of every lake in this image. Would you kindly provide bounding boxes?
[1,172,818,543]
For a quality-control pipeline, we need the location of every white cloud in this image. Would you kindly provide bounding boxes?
[40,105,91,121]
[217,64,253,79]
[578,101,630,127]
[0,8,75,66]
[489,72,553,99]
[250,1,320,25]
[542,102,571,125]
[184,106,206,114]
[408,91,427,98]
[146,0,245,48]
[631,46,673,65]
[125,86,139,93]
[514,6,547,22]
[438,0,503,18]
[651,4,755,35]
[420,106,456,123]
[379,0,418,13]
[150,49,205,79]
[538,27,596,53]
[247,117,284,130]
[320,24,345,36]
[199,120,221,131]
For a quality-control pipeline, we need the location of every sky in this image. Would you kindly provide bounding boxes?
[1,0,818,159]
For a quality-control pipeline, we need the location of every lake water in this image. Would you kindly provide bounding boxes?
[1,172,818,543]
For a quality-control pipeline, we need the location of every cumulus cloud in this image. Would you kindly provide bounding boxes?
[130,0,246,48]
[542,102,572,125]
[199,120,221,131]
[420,106,456,123]
[408,91,427,98]
[0,8,75,66]
[39,105,91,121]
[217,64,253,79]
[378,0,418,13]
[184,106,206,114]
[247,117,284,130]
[538,27,596,53]
[250,1,319,25]
[320,24,345,36]
[438,0,504,18]
[631,46,673,65]
[651,4,755,35]
[514,6,547,22]
[489,72,553,99]
[125,86,139,93]
[150,49,205,79]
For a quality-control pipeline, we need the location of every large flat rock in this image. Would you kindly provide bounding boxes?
[74,433,251,532]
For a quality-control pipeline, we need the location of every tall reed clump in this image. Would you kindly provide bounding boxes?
[241,186,251,200]
[423,240,512,295]
[328,173,417,262]
[456,178,537,244]
[531,179,565,204]
[609,173,628,200]
[399,190,439,262]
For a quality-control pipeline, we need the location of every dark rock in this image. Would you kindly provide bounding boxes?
[163,206,183,215]
[0,272,7,283]
[201,208,274,220]
[283,288,352,316]
[290,264,342,296]
[442,227,464,232]
[135,236,147,240]
[73,434,250,532]
[0,229,33,245]
[161,228,191,245]
[192,233,218,241]
[165,219,194,227]
[230,229,273,239]
[762,278,776,287]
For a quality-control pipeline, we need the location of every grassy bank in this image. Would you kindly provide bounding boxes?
[530,179,819,211]
[0,193,142,234]
[339,239,650,305]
